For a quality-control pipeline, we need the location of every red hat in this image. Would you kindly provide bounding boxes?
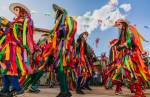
[110,38,118,45]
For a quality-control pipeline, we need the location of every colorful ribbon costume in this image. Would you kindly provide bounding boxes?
[108,19,150,97]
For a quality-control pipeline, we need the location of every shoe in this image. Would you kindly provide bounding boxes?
[81,87,85,89]
[49,85,54,88]
[15,89,24,95]
[76,89,84,94]
[0,89,10,94]
[115,90,122,95]
[130,84,135,93]
[56,92,63,97]
[67,91,72,96]
[0,92,9,97]
[29,88,40,93]
[85,86,92,91]
[131,90,135,93]
[64,92,72,97]
[56,92,72,97]
[133,83,146,97]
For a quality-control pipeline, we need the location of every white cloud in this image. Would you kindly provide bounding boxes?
[120,3,132,12]
[109,0,118,6]
[31,10,38,14]
[76,0,131,34]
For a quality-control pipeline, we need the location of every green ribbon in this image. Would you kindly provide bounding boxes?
[59,47,64,71]
[13,23,19,40]
[66,17,73,39]
[0,48,6,60]
[23,18,28,46]
[0,35,6,45]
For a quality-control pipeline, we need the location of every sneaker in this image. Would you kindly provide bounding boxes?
[29,88,40,93]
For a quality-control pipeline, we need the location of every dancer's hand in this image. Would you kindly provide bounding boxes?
[142,51,149,56]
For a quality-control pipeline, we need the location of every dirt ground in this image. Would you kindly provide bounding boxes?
[16,87,150,97]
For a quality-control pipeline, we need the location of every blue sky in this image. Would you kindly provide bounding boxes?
[0,0,150,56]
